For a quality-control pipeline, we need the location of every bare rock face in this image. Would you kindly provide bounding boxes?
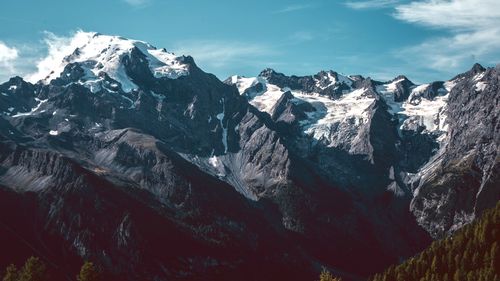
[410,64,500,238]
[0,32,497,281]
[228,64,498,242]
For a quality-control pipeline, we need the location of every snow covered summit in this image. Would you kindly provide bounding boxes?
[29,31,189,92]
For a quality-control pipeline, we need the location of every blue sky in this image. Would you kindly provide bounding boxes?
[0,0,499,83]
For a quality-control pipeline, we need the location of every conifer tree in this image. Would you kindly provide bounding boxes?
[369,202,500,281]
[318,268,342,281]
[2,264,18,281]
[77,261,100,281]
[17,257,47,281]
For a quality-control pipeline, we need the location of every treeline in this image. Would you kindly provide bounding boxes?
[371,202,500,281]
[1,257,100,281]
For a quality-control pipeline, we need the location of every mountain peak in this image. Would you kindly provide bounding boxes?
[391,75,413,84]
[470,62,486,73]
[450,62,487,81]
[259,68,279,78]
[29,31,189,92]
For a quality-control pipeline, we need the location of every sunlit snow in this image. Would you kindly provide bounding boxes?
[217,98,228,153]
[12,98,48,117]
[231,76,374,147]
[247,83,284,113]
[475,82,487,92]
[28,31,189,93]
[376,79,451,134]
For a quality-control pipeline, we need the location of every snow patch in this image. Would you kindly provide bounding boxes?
[208,154,225,177]
[475,82,487,92]
[400,94,448,132]
[410,84,429,96]
[315,72,336,90]
[232,75,374,146]
[134,45,189,79]
[302,89,372,124]
[472,72,485,81]
[12,98,48,117]
[216,98,228,153]
[314,72,353,90]
[299,88,374,143]
[209,155,219,167]
[377,80,450,134]
[376,84,404,115]
[443,81,457,92]
[384,78,405,93]
[231,76,262,95]
[247,83,284,113]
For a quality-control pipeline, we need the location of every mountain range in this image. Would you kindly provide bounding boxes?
[0,31,498,281]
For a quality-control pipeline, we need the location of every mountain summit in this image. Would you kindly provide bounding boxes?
[30,31,190,92]
[0,32,498,281]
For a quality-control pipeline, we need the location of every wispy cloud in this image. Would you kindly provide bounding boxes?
[0,40,43,83]
[273,4,313,14]
[344,0,399,10]
[27,30,90,83]
[0,42,19,68]
[393,0,499,30]
[0,41,19,81]
[173,40,279,78]
[122,0,151,7]
[174,40,277,68]
[393,0,500,72]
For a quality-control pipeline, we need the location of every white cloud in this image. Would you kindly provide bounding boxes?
[27,30,93,83]
[174,40,277,68]
[0,42,18,63]
[273,4,313,14]
[393,0,500,73]
[172,40,281,79]
[394,29,500,71]
[0,41,19,81]
[394,0,500,30]
[344,0,399,9]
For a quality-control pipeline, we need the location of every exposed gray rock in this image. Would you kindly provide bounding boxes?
[0,32,497,281]
[410,64,500,238]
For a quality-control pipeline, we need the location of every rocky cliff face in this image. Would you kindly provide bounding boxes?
[410,64,500,238]
[227,63,499,240]
[0,31,497,280]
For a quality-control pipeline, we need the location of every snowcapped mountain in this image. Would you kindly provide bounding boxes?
[0,32,498,281]
[30,31,189,92]
[229,69,451,150]
[226,64,499,238]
